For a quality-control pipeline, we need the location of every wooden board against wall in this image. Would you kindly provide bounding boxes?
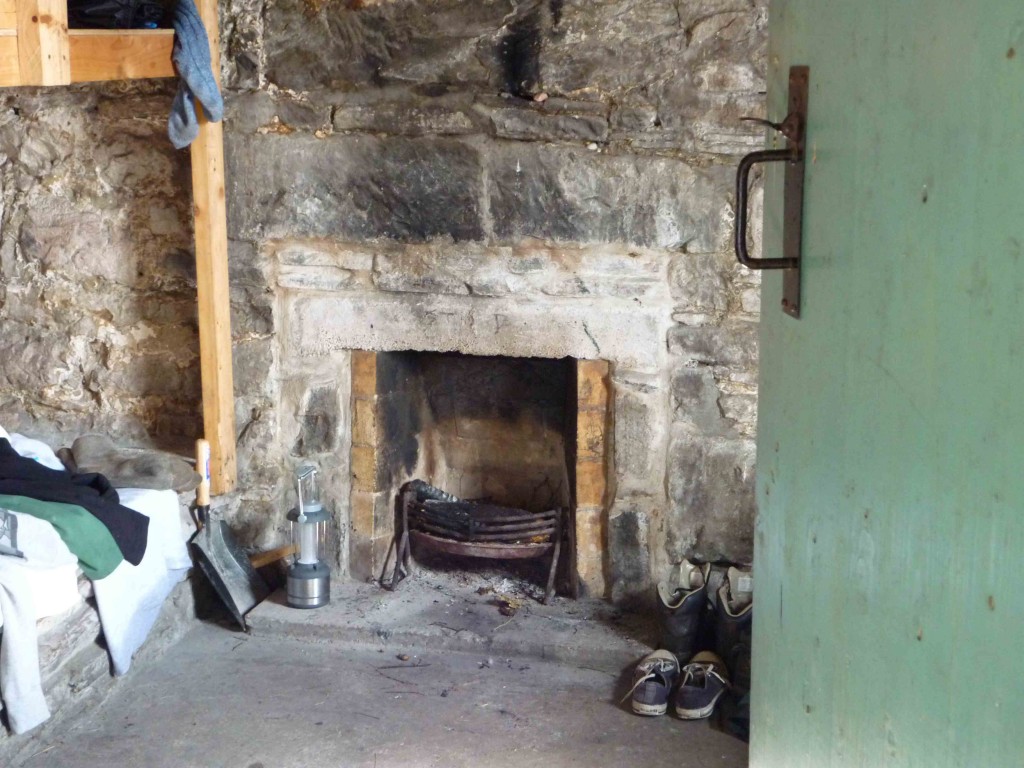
[0,35,19,86]
[191,0,236,494]
[0,0,17,30]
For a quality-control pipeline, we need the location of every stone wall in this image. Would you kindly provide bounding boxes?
[0,83,201,448]
[225,0,768,601]
[0,0,767,602]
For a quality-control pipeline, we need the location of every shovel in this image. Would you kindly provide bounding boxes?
[190,439,269,631]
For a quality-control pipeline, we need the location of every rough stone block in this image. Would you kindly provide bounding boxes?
[577,408,607,461]
[669,253,733,318]
[332,92,480,136]
[371,536,393,575]
[486,144,732,251]
[263,0,516,91]
[232,338,274,400]
[475,96,609,143]
[666,429,756,565]
[612,372,669,494]
[668,321,759,370]
[575,554,607,599]
[350,490,376,540]
[373,493,396,538]
[274,242,374,272]
[351,350,378,399]
[292,385,340,456]
[225,90,330,134]
[227,133,484,243]
[610,105,658,134]
[350,444,382,494]
[574,505,606,563]
[230,284,274,337]
[576,458,607,509]
[670,365,738,438]
[286,292,669,372]
[577,358,610,410]
[349,536,373,581]
[277,265,357,292]
[351,397,378,447]
[718,389,758,438]
[369,243,670,301]
[607,504,652,606]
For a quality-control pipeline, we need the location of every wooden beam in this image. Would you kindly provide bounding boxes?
[0,35,19,86]
[69,29,174,83]
[0,0,17,31]
[191,0,236,494]
[17,0,68,85]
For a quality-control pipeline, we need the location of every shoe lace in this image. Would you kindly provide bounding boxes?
[619,672,657,703]
[681,662,728,689]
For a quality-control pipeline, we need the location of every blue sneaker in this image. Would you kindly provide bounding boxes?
[624,650,680,716]
[674,651,730,720]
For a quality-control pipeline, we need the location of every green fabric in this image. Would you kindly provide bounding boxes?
[0,494,123,580]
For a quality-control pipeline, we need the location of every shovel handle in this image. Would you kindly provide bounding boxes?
[196,439,211,508]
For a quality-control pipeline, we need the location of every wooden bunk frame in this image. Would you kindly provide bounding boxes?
[1,0,236,493]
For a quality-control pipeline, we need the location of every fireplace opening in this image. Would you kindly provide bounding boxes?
[349,351,611,599]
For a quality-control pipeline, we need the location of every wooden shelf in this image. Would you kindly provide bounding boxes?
[0,17,174,86]
[69,29,174,83]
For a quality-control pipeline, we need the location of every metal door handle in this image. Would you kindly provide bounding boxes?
[732,65,809,318]
[735,148,799,270]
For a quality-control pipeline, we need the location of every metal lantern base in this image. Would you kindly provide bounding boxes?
[286,562,330,609]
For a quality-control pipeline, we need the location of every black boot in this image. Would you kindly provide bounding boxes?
[657,561,710,660]
[714,569,753,695]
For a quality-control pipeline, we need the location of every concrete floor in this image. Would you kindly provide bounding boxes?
[12,623,748,768]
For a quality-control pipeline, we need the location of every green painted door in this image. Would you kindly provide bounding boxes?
[753,2,1024,766]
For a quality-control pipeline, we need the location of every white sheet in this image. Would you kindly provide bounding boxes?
[6,433,66,472]
[92,487,191,676]
[0,513,81,629]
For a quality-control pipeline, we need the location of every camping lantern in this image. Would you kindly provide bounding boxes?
[286,463,331,608]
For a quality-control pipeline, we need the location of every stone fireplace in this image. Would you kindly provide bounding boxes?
[223,0,763,605]
[349,349,610,596]
[273,239,669,599]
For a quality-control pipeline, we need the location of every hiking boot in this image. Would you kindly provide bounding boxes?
[674,651,730,720]
[657,560,710,660]
[624,649,680,716]
[715,566,753,694]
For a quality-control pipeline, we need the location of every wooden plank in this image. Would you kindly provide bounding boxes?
[0,0,16,30]
[0,35,19,85]
[250,544,296,569]
[191,0,236,495]
[17,0,69,85]
[69,29,174,83]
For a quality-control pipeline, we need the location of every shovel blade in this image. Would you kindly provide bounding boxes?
[191,520,270,630]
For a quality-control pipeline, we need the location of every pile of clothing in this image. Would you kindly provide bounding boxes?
[0,428,193,734]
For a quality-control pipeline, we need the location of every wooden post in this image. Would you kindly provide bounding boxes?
[16,0,69,85]
[191,0,236,494]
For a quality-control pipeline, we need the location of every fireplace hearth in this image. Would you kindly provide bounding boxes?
[349,350,610,598]
[383,480,564,603]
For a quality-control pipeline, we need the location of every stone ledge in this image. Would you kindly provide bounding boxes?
[285,292,669,372]
[248,581,655,674]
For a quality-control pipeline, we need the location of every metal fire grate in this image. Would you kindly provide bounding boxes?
[382,480,563,603]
